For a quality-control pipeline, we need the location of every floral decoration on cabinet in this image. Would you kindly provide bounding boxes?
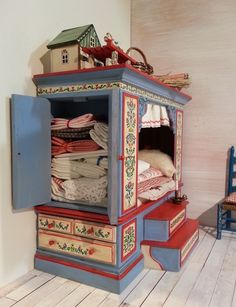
[75,225,111,240]
[175,110,183,182]
[122,219,137,261]
[122,93,138,213]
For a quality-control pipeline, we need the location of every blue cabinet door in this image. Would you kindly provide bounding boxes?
[11,94,51,209]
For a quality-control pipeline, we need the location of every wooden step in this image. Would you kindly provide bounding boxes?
[141,218,199,271]
[144,200,187,242]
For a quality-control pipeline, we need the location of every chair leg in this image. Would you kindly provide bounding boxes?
[226,210,231,229]
[217,203,222,239]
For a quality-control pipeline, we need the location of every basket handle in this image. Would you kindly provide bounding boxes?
[126,47,154,75]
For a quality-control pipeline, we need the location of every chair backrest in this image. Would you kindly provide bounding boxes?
[227,146,236,195]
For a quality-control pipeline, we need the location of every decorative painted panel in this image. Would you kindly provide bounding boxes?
[169,209,186,235]
[175,110,183,183]
[121,93,138,214]
[181,229,199,264]
[38,230,116,265]
[74,220,116,242]
[121,219,137,261]
[36,82,184,109]
[38,214,73,234]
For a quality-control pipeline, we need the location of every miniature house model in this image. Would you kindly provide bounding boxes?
[47,24,101,72]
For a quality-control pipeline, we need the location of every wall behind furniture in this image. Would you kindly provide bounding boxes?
[0,0,130,287]
[131,0,236,225]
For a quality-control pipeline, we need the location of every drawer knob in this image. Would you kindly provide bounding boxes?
[49,240,55,246]
[118,155,125,161]
[48,223,54,229]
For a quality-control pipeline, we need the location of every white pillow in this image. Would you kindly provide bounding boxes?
[138,149,176,178]
[138,159,150,175]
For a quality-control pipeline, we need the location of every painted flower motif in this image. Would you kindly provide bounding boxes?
[123,224,135,255]
[125,156,135,178]
[88,248,95,255]
[125,181,134,206]
[87,227,94,234]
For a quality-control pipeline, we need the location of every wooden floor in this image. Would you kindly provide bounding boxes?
[1,227,236,307]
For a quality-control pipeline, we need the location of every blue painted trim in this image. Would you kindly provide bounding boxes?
[35,252,144,293]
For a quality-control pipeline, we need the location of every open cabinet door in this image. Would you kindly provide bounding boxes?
[11,94,51,209]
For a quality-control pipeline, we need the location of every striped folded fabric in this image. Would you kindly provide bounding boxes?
[138,180,175,201]
[51,137,100,155]
[51,114,96,130]
[138,176,171,194]
[138,167,163,183]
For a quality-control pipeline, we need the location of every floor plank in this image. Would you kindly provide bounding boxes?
[99,269,149,307]
[55,284,94,307]
[6,272,55,301]
[0,270,43,298]
[184,234,231,307]
[10,276,67,307]
[142,229,206,307]
[208,236,236,307]
[162,229,216,307]
[0,297,16,307]
[76,288,109,307]
[34,280,80,307]
[120,269,165,306]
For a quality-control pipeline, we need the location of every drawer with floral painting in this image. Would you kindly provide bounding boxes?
[74,219,116,243]
[38,230,116,265]
[38,214,73,234]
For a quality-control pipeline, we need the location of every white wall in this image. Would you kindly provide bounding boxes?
[0,0,130,287]
[131,0,236,226]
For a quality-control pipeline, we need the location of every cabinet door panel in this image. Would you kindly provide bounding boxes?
[11,94,51,209]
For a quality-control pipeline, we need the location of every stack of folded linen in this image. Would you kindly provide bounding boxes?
[51,115,109,206]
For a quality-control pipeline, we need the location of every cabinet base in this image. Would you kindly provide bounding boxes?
[35,251,144,294]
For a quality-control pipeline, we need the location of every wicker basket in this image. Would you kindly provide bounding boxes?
[126,47,154,75]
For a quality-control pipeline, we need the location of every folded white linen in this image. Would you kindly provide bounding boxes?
[51,177,108,207]
[51,158,107,179]
[54,149,108,160]
[84,157,108,169]
[138,160,150,175]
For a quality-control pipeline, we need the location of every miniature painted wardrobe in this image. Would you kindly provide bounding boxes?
[11,64,198,293]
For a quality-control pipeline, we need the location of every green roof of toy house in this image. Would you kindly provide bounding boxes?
[47,24,100,49]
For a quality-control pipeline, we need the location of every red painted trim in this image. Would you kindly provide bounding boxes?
[121,92,138,214]
[35,206,110,223]
[121,219,137,262]
[35,252,143,280]
[141,219,199,249]
[35,191,174,226]
[33,63,191,100]
[118,190,174,224]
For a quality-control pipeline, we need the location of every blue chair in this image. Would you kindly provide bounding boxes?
[217,146,236,239]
